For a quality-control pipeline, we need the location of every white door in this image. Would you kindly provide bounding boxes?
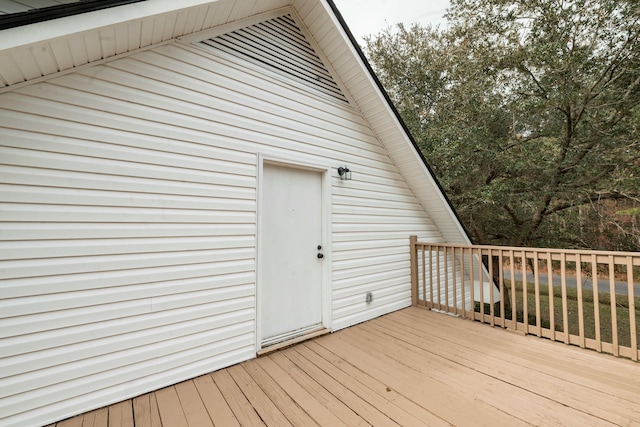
[260,163,324,347]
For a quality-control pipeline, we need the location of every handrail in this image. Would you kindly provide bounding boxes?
[410,237,640,361]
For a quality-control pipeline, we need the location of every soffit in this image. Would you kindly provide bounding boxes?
[0,0,292,90]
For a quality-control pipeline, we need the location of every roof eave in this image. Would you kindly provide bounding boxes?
[0,0,146,31]
[0,0,225,52]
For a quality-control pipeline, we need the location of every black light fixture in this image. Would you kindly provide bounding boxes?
[337,166,352,181]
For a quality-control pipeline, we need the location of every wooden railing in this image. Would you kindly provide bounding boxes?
[409,236,640,361]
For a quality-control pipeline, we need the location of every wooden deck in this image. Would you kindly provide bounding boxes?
[50,307,640,427]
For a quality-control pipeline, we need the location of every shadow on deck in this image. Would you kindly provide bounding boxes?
[50,307,640,426]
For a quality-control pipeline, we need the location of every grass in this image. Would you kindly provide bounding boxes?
[475,280,640,349]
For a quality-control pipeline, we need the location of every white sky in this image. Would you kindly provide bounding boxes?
[332,0,450,43]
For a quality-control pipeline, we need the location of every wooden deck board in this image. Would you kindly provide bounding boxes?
[51,307,640,426]
[320,324,528,426]
[132,394,161,427]
[397,309,640,400]
[255,355,346,427]
[154,387,188,427]
[226,364,292,427]
[352,321,613,425]
[86,407,108,427]
[174,381,215,427]
[192,375,239,427]
[240,361,318,427]
[292,343,434,427]
[380,310,640,423]
[270,351,366,426]
[87,407,108,427]
[210,369,264,427]
[283,346,396,427]
[301,340,442,427]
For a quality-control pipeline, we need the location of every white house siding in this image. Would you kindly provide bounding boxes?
[0,15,444,427]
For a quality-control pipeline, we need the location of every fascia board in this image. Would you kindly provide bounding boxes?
[0,0,222,51]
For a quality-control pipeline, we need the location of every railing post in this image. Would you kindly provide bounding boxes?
[406,240,638,360]
[591,254,602,352]
[608,256,619,357]
[627,256,637,361]
[410,235,418,306]
[576,254,586,348]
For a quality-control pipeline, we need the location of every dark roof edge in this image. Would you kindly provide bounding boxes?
[0,0,145,31]
[324,0,473,243]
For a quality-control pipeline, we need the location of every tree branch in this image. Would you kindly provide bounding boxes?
[546,192,631,215]
[518,63,548,99]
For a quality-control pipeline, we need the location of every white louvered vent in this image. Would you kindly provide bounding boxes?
[200,14,348,103]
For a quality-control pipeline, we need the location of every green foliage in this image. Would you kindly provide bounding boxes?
[365,0,640,250]
[496,280,640,349]
[617,208,640,216]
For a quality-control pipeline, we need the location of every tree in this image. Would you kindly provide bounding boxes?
[365,0,640,250]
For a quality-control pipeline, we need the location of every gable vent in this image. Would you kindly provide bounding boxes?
[200,14,348,103]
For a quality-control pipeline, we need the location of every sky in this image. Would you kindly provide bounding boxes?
[332,0,450,43]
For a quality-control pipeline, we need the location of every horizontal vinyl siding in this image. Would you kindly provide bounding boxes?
[0,21,444,425]
[175,35,444,327]
[0,40,263,425]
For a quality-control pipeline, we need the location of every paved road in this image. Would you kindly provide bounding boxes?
[506,270,640,296]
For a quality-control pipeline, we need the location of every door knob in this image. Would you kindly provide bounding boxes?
[317,253,324,259]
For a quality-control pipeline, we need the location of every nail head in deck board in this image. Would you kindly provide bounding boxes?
[226,364,293,427]
[107,400,134,427]
[284,347,398,427]
[174,381,215,427]
[240,361,319,427]
[291,346,425,427]
[301,341,440,427]
[211,368,265,427]
[154,387,188,427]
[255,355,348,427]
[192,374,240,427]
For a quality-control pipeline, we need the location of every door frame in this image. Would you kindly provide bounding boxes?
[255,153,332,352]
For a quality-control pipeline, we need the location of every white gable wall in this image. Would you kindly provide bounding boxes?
[0,15,446,427]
